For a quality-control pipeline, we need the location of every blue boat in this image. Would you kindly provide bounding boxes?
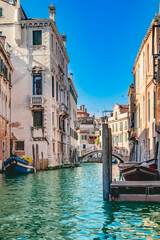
[4,157,34,174]
[112,158,118,164]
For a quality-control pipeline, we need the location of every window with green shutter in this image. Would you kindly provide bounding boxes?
[52,76,54,97]
[9,74,11,87]
[33,111,43,127]
[33,31,42,45]
[56,81,58,102]
[0,8,2,17]
[1,58,3,73]
[154,91,156,119]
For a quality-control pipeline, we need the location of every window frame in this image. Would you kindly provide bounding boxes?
[0,8,3,17]
[33,111,43,128]
[33,74,42,95]
[33,30,42,46]
[14,140,25,152]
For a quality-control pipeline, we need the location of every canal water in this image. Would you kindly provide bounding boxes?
[0,163,160,240]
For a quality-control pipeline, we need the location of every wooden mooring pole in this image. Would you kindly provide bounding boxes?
[102,124,112,200]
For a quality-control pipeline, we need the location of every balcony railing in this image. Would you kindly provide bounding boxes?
[30,95,44,108]
[59,103,69,116]
[74,120,80,130]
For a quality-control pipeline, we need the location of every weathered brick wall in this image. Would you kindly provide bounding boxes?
[0,117,10,168]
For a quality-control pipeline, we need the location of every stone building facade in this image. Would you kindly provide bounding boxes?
[130,14,160,162]
[0,36,13,170]
[77,105,96,154]
[69,73,79,164]
[108,104,129,160]
[0,0,76,168]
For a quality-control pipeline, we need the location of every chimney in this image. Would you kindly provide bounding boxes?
[85,108,87,113]
[15,0,21,46]
[80,105,83,111]
[82,105,85,111]
[70,73,73,81]
[48,3,56,22]
[15,0,21,22]
[62,33,67,48]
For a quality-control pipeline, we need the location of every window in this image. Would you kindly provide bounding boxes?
[33,75,42,95]
[143,97,145,124]
[51,34,54,49]
[153,137,156,154]
[33,111,43,127]
[52,76,54,97]
[53,142,55,152]
[125,133,127,142]
[115,112,117,120]
[138,65,140,87]
[116,123,118,132]
[83,144,86,149]
[154,91,156,119]
[148,93,150,122]
[143,53,145,78]
[15,141,24,151]
[0,32,2,36]
[120,122,122,131]
[56,81,58,102]
[148,139,150,159]
[33,31,42,46]
[112,124,114,132]
[147,44,149,72]
[1,58,3,73]
[125,121,127,130]
[0,8,2,17]
[9,73,11,87]
[52,112,54,126]
[121,134,123,143]
[99,130,101,136]
[82,135,87,140]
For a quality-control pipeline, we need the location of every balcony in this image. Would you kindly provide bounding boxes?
[74,120,80,130]
[59,103,69,118]
[30,95,44,109]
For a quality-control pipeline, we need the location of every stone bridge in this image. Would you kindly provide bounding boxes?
[79,146,125,163]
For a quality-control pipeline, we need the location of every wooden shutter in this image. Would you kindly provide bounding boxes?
[52,76,54,97]
[34,111,43,127]
[56,81,58,102]
[0,8,2,17]
[33,31,42,45]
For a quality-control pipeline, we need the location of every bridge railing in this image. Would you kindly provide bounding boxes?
[79,146,98,157]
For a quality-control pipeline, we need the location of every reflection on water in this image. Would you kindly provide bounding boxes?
[0,163,160,240]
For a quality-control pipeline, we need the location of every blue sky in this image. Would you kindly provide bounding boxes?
[21,0,159,117]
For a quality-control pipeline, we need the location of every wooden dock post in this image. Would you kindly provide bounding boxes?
[102,124,112,200]
[32,144,36,173]
[158,141,160,177]
[41,152,44,170]
[36,144,39,171]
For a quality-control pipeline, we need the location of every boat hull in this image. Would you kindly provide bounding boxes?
[121,165,158,181]
[4,157,34,174]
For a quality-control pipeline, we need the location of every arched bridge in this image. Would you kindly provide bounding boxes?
[79,147,125,163]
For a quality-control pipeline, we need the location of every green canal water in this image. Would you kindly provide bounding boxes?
[0,163,160,240]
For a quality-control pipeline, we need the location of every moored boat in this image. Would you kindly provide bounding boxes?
[119,159,157,171]
[4,157,34,174]
[120,165,158,181]
[75,162,83,167]
[112,158,118,164]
